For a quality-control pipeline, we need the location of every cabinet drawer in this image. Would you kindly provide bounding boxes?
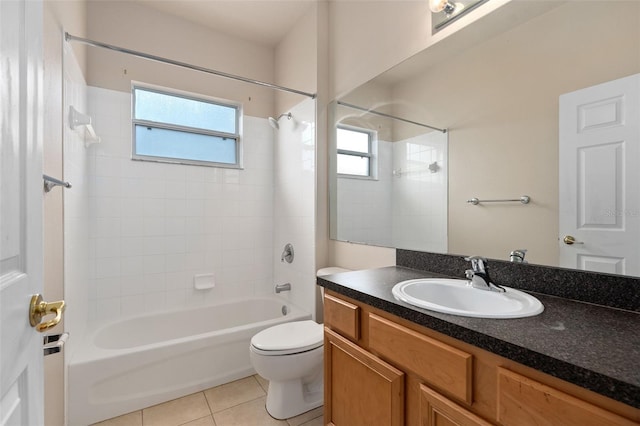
[497,368,637,426]
[369,313,473,404]
[324,294,360,341]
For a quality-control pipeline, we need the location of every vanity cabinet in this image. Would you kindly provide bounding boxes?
[324,327,404,426]
[323,290,640,426]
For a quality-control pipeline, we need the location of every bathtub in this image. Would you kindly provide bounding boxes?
[67,297,310,425]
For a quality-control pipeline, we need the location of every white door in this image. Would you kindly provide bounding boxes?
[0,0,45,425]
[559,73,640,275]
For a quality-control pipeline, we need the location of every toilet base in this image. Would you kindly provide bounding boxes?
[265,376,323,420]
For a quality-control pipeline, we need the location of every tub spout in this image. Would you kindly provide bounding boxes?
[275,283,291,293]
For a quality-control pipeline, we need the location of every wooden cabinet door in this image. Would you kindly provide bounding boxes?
[420,384,492,426]
[324,327,404,426]
[497,368,638,426]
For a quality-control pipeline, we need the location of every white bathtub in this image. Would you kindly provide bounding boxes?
[67,297,311,425]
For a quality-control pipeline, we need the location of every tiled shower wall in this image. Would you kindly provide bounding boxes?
[391,131,447,252]
[335,132,447,253]
[83,86,276,323]
[336,140,393,246]
[272,99,317,320]
[63,45,92,356]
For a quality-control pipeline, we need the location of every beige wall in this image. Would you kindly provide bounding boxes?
[86,1,276,117]
[327,0,510,99]
[275,5,318,113]
[43,2,87,425]
[328,0,431,99]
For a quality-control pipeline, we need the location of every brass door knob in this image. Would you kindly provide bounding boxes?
[563,235,584,245]
[29,294,65,332]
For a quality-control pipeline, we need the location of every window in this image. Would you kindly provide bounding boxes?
[337,125,376,178]
[132,83,241,167]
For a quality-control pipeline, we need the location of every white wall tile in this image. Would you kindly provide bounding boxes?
[272,99,317,316]
[120,256,145,277]
[143,255,166,274]
[120,275,147,296]
[95,257,121,279]
[143,198,165,217]
[75,86,309,323]
[143,217,165,236]
[95,277,121,299]
[120,237,146,257]
[95,237,121,258]
[94,217,121,238]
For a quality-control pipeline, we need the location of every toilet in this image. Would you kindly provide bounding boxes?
[249,267,351,419]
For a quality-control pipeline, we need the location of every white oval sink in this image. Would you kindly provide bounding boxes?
[392,278,544,319]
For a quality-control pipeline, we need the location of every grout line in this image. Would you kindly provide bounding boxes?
[210,394,266,415]
[176,414,215,426]
[202,389,215,415]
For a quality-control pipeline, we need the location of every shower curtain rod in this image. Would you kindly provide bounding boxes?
[65,32,316,99]
[337,101,447,133]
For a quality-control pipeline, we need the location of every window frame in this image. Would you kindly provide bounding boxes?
[336,124,378,180]
[131,82,243,168]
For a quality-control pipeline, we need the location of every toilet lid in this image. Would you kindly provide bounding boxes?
[251,320,323,355]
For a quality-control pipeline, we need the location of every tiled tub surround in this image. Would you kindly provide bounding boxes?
[317,252,640,409]
[84,86,276,322]
[82,87,317,325]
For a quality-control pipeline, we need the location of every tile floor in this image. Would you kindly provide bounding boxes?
[92,375,323,426]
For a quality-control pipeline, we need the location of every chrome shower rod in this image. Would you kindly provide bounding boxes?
[65,32,316,99]
[337,101,447,133]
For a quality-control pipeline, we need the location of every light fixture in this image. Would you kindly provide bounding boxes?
[430,0,486,32]
[430,0,457,15]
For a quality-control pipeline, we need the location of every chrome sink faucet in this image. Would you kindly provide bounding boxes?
[464,256,505,293]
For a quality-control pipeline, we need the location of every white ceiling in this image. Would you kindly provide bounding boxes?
[134,0,316,47]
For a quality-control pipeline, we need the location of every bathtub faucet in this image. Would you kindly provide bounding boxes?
[275,283,291,293]
[281,243,294,263]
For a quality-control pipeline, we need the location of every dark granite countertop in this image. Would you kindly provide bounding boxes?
[317,266,640,409]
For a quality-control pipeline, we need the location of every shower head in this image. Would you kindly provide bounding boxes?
[268,112,292,129]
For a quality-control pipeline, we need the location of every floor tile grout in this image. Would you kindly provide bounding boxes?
[211,394,265,415]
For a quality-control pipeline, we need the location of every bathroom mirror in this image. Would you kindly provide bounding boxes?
[329,1,640,277]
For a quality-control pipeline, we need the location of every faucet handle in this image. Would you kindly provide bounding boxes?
[464,255,487,272]
[510,249,527,263]
[465,269,474,280]
[464,255,486,261]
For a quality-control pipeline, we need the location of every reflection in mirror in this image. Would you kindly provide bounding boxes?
[330,101,448,252]
[330,1,640,277]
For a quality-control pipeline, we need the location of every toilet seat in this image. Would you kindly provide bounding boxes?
[251,320,323,356]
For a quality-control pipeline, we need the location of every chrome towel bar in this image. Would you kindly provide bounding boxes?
[467,195,530,205]
[43,174,72,193]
